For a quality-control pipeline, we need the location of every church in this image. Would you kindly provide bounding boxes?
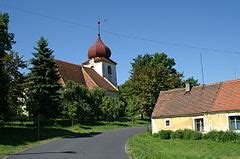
[55,27,118,95]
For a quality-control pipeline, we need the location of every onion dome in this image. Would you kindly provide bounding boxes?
[88,36,111,59]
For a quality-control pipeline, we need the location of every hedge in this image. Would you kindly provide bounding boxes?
[153,129,240,142]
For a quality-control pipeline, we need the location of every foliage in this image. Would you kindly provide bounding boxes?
[171,129,184,139]
[0,13,15,121]
[89,88,105,120]
[125,96,139,123]
[153,129,240,142]
[0,13,26,121]
[120,53,183,117]
[61,81,91,122]
[203,130,239,142]
[100,96,125,121]
[153,130,173,139]
[26,37,62,119]
[5,51,27,120]
[183,76,200,87]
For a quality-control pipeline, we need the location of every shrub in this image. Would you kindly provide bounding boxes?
[171,130,184,139]
[158,130,173,139]
[181,129,202,140]
[204,130,238,142]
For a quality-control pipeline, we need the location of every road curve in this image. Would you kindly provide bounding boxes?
[8,127,146,159]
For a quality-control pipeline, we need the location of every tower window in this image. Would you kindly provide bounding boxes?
[108,66,112,75]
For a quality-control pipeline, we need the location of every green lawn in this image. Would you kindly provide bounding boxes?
[128,133,240,159]
[0,119,149,158]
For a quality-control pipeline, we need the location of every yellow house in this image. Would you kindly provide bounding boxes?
[151,80,240,133]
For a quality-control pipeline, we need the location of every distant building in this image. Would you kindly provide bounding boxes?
[152,79,240,133]
[55,32,118,95]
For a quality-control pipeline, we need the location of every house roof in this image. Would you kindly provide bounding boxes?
[55,59,118,92]
[152,79,240,118]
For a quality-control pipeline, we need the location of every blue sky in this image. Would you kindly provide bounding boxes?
[1,0,240,85]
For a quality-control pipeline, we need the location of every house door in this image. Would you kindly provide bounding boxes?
[195,118,204,132]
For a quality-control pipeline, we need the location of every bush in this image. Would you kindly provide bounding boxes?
[171,130,184,139]
[203,130,239,142]
[181,129,202,140]
[158,130,173,139]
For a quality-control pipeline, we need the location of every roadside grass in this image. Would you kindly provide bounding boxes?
[128,133,240,159]
[0,119,149,158]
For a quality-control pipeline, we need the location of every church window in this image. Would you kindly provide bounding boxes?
[108,66,112,75]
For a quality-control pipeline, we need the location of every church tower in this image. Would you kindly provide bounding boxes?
[82,20,117,87]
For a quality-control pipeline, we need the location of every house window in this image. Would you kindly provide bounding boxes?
[229,116,240,130]
[194,118,204,132]
[164,119,171,127]
[107,66,112,75]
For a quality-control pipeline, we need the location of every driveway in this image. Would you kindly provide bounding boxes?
[7,127,146,159]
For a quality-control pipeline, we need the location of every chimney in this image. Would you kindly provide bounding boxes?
[185,82,191,92]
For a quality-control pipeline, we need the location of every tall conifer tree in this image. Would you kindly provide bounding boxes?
[27,37,61,119]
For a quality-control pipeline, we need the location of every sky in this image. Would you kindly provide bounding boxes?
[1,0,240,85]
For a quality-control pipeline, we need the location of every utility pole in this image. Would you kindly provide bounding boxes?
[200,53,205,85]
[37,114,40,141]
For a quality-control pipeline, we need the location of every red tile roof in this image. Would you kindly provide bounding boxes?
[152,80,240,118]
[55,60,118,92]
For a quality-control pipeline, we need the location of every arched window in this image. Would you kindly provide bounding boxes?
[107,66,112,75]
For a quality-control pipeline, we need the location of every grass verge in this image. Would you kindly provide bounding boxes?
[128,133,240,159]
[0,119,149,158]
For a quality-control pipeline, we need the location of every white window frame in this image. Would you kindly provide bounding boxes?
[192,116,205,132]
[227,114,240,131]
[164,118,171,127]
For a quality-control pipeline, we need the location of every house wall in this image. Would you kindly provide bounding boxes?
[151,112,240,134]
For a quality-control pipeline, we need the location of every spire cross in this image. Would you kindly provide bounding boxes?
[97,18,101,37]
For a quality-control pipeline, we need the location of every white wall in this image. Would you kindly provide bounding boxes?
[83,59,117,86]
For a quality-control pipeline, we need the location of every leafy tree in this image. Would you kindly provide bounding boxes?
[89,88,105,120]
[121,53,183,117]
[26,37,62,119]
[126,96,139,124]
[5,51,27,119]
[62,81,92,122]
[0,13,15,120]
[183,76,200,87]
[100,96,125,121]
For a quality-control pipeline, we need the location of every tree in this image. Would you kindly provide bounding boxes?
[125,96,139,124]
[5,51,27,119]
[183,76,200,87]
[89,88,105,120]
[100,96,125,121]
[121,53,183,117]
[62,81,92,123]
[26,37,62,119]
[0,13,15,120]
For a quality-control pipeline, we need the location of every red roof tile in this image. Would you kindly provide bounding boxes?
[152,80,240,118]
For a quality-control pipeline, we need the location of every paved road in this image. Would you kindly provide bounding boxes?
[8,127,146,159]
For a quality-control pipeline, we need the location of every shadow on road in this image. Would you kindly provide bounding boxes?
[0,127,101,146]
[8,150,77,156]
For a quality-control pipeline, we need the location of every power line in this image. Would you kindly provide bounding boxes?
[3,4,240,55]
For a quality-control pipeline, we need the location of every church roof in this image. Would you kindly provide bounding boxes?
[152,79,240,118]
[55,59,118,92]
